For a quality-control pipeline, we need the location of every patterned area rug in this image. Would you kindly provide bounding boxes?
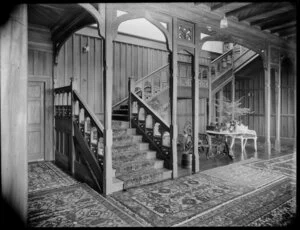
[201,158,286,189]
[28,183,144,227]
[28,161,78,194]
[109,173,253,226]
[244,154,296,179]
[248,197,296,226]
[178,177,296,226]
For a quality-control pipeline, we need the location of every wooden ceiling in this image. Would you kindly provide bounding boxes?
[196,2,297,43]
[27,2,297,51]
[28,4,95,48]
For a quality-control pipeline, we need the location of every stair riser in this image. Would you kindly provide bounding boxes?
[112,115,129,121]
[112,143,149,152]
[112,151,156,162]
[115,160,164,176]
[113,128,136,137]
[113,109,128,115]
[120,171,172,190]
[112,135,142,146]
[112,121,129,129]
[120,105,129,110]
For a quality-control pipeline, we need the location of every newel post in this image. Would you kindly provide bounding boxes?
[128,76,135,128]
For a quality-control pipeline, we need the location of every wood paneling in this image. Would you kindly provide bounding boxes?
[177,99,207,134]
[56,32,170,116]
[235,56,295,139]
[1,4,28,223]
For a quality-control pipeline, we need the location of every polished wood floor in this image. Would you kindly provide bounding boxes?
[177,138,295,178]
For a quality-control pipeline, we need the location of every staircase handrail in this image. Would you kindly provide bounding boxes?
[128,81,172,169]
[211,49,233,64]
[73,89,104,133]
[131,91,170,129]
[112,63,170,110]
[234,48,252,63]
[135,63,170,86]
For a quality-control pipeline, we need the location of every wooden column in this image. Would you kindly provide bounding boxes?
[274,65,281,151]
[263,48,271,153]
[293,56,296,152]
[231,75,235,120]
[208,64,213,124]
[0,4,28,224]
[103,4,114,195]
[219,89,224,123]
[192,26,200,173]
[170,17,178,178]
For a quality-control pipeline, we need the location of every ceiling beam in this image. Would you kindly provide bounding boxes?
[250,9,296,26]
[210,3,230,11]
[211,2,253,13]
[271,25,296,33]
[278,28,296,36]
[239,4,294,22]
[225,2,269,17]
[263,21,296,32]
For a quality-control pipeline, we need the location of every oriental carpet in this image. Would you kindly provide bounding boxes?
[28,161,78,194]
[178,177,296,226]
[244,153,296,179]
[27,183,144,227]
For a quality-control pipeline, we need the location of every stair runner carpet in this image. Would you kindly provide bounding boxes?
[112,120,172,190]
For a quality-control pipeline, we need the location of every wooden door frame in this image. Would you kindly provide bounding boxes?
[28,75,54,161]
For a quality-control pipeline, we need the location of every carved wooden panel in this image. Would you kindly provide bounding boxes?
[178,20,194,43]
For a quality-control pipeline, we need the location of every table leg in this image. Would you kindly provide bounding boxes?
[228,137,235,159]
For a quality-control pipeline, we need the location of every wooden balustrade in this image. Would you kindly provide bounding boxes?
[73,90,104,169]
[54,83,105,193]
[134,63,170,102]
[54,85,73,172]
[129,84,172,169]
[211,49,233,82]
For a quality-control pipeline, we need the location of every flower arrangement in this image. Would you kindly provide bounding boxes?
[211,96,253,132]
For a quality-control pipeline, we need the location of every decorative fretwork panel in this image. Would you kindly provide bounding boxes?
[178,20,194,43]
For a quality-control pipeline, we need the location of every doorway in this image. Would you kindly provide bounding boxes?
[27,81,45,162]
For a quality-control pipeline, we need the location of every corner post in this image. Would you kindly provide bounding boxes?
[263,47,271,153]
[170,17,178,178]
[192,26,200,173]
[103,4,114,195]
[128,76,134,128]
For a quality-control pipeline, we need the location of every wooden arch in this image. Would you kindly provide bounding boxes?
[199,33,265,57]
[54,3,105,64]
[111,11,172,52]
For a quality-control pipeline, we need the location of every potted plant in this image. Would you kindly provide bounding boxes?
[215,96,253,132]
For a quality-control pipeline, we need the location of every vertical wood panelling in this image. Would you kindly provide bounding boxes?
[88,37,95,109]
[94,38,102,115]
[1,5,28,222]
[57,31,172,123]
[120,43,126,103]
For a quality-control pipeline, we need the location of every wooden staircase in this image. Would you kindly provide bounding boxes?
[111,120,172,189]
